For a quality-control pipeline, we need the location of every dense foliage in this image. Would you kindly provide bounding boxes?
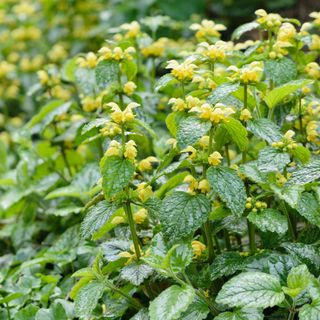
[1,2,320,319]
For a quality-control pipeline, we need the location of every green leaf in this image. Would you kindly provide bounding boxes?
[257,147,290,173]
[264,79,313,109]
[231,21,259,40]
[27,100,72,131]
[239,161,268,185]
[222,118,248,151]
[156,171,189,199]
[264,58,297,86]
[122,59,137,80]
[155,74,177,92]
[270,183,303,208]
[247,119,282,144]
[101,239,130,261]
[100,156,135,198]
[81,200,119,239]
[216,272,285,308]
[247,209,288,234]
[149,285,195,320]
[300,300,320,320]
[215,308,264,320]
[296,193,320,227]
[291,145,311,164]
[120,262,153,285]
[95,60,119,89]
[130,309,150,320]
[207,83,239,104]
[286,264,310,293]
[179,297,209,320]
[210,252,245,280]
[207,166,246,216]
[282,242,320,273]
[162,243,193,273]
[15,305,40,320]
[177,116,211,149]
[166,111,186,137]
[287,160,320,185]
[0,141,7,174]
[74,281,105,317]
[159,191,210,242]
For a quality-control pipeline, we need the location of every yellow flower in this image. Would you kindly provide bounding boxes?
[37,70,49,86]
[107,102,139,124]
[191,240,206,258]
[98,47,113,60]
[123,81,137,95]
[82,96,101,112]
[305,62,320,80]
[77,52,98,68]
[105,140,121,157]
[198,179,210,193]
[310,35,320,51]
[284,130,295,140]
[137,183,153,202]
[240,109,252,121]
[166,138,177,149]
[190,20,226,39]
[141,38,167,57]
[133,208,148,224]
[184,175,198,193]
[0,61,15,78]
[120,21,141,39]
[197,41,226,61]
[255,9,282,29]
[228,61,263,84]
[166,58,197,81]
[111,216,126,225]
[124,140,137,160]
[199,135,210,149]
[168,98,187,112]
[138,157,158,171]
[310,12,320,25]
[208,151,223,166]
[181,146,197,159]
[277,23,296,42]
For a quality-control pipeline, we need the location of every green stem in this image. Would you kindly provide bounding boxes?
[214,234,221,254]
[243,83,248,109]
[5,303,11,320]
[181,81,186,99]
[123,200,141,260]
[298,96,304,141]
[247,220,256,254]
[105,279,142,310]
[280,201,296,240]
[224,229,231,250]
[151,58,156,92]
[204,221,215,263]
[225,144,231,166]
[118,71,124,107]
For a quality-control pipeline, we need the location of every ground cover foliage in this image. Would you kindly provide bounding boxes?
[1,3,320,319]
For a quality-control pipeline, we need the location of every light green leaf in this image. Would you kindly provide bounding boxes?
[210,252,245,280]
[149,285,195,320]
[257,147,290,173]
[264,79,313,109]
[239,161,268,185]
[156,171,189,199]
[177,116,211,149]
[155,74,177,92]
[247,119,282,144]
[270,183,303,208]
[216,272,285,308]
[222,118,248,151]
[74,281,104,317]
[159,191,210,242]
[81,200,119,239]
[231,21,259,40]
[100,156,135,198]
[300,300,320,320]
[296,193,320,227]
[207,166,246,216]
[247,209,288,234]
[95,60,119,89]
[290,145,311,164]
[207,82,239,104]
[287,160,320,185]
[215,308,264,320]
[286,264,310,293]
[264,58,297,86]
[0,141,7,174]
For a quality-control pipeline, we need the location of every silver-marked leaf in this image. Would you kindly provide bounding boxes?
[239,161,268,184]
[300,301,320,320]
[74,67,96,95]
[215,308,264,320]
[207,166,246,216]
[101,240,131,262]
[264,58,297,86]
[210,252,245,280]
[149,285,195,320]
[81,201,119,239]
[287,160,320,185]
[177,116,211,149]
[257,147,290,173]
[232,21,259,40]
[120,262,153,285]
[100,156,135,198]
[296,193,320,227]
[155,74,177,92]
[74,281,104,317]
[179,297,209,320]
[216,272,285,308]
[159,192,210,242]
[207,82,240,105]
[247,209,288,234]
[247,119,282,144]
[95,60,119,89]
